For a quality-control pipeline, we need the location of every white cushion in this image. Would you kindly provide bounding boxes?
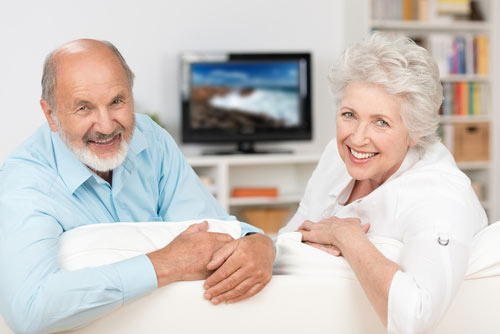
[2,220,500,334]
[273,232,402,278]
[466,221,500,279]
[274,221,500,280]
[58,219,241,270]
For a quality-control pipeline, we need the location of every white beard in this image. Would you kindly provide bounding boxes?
[54,115,132,172]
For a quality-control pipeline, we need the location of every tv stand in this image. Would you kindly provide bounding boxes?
[186,152,322,214]
[203,141,293,155]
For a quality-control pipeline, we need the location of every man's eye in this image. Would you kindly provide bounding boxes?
[77,106,88,112]
[112,99,122,104]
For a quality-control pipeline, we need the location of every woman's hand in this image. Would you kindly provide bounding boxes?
[303,241,342,256]
[297,216,370,255]
[298,216,398,326]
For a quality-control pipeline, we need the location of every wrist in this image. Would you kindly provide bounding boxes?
[336,228,361,253]
[146,246,179,287]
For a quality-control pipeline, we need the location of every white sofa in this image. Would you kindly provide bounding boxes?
[1,220,500,334]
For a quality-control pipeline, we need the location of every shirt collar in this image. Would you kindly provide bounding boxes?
[52,131,93,194]
[327,145,421,197]
[123,125,148,172]
[52,123,149,194]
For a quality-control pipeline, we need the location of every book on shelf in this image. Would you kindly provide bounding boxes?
[231,187,279,198]
[428,34,488,76]
[437,0,470,17]
[476,35,488,75]
[439,81,487,116]
[371,0,481,21]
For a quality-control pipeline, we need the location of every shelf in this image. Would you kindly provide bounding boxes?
[186,153,320,215]
[439,115,490,123]
[440,75,489,82]
[228,194,303,206]
[456,161,491,170]
[367,0,498,222]
[371,20,490,33]
[187,153,321,167]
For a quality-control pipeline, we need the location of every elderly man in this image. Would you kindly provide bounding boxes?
[0,39,275,333]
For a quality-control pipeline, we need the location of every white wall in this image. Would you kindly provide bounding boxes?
[0,0,348,162]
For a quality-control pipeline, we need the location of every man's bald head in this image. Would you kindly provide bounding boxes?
[41,39,135,111]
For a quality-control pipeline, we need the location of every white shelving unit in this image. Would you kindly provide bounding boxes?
[370,20,490,33]
[368,0,496,220]
[186,153,320,215]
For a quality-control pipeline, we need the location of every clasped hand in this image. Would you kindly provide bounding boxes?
[147,221,275,305]
[297,216,370,256]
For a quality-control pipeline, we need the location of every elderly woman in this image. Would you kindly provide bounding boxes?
[279,33,487,333]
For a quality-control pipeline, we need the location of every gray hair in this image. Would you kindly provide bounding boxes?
[329,32,443,150]
[41,39,135,111]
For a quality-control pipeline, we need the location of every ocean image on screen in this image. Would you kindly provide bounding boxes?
[190,62,299,129]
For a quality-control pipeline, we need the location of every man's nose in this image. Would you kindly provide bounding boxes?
[93,109,115,134]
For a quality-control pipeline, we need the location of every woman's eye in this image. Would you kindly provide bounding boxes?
[376,119,389,127]
[342,111,354,118]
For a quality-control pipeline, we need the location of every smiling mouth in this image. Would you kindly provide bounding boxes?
[348,146,379,160]
[87,134,121,148]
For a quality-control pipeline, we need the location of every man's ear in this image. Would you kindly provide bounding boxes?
[40,99,57,132]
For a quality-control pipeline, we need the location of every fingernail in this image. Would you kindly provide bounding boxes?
[211,298,219,305]
[204,293,211,300]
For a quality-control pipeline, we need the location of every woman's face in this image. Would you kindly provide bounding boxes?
[336,82,416,186]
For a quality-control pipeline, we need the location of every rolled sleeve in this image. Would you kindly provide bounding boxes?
[387,238,469,334]
[111,254,158,303]
[387,270,432,334]
[240,222,264,236]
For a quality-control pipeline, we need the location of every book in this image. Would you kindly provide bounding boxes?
[454,82,462,115]
[437,0,471,16]
[231,187,279,198]
[442,82,453,115]
[475,35,489,75]
[473,82,480,115]
[461,81,469,115]
[465,34,474,75]
[468,82,474,115]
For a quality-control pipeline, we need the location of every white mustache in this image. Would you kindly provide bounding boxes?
[83,126,124,143]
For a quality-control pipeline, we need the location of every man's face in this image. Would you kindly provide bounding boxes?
[44,45,135,172]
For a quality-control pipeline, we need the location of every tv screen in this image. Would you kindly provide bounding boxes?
[181,52,312,154]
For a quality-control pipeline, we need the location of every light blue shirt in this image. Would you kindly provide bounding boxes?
[0,113,259,333]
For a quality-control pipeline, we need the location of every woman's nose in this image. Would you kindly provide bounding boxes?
[351,124,369,146]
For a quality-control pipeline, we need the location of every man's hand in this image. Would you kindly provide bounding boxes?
[146,221,234,287]
[202,233,275,305]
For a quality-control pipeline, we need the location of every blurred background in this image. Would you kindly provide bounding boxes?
[0,0,498,230]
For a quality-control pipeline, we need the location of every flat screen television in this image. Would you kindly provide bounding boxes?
[180,52,312,154]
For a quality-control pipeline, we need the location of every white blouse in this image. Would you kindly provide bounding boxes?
[280,139,488,334]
